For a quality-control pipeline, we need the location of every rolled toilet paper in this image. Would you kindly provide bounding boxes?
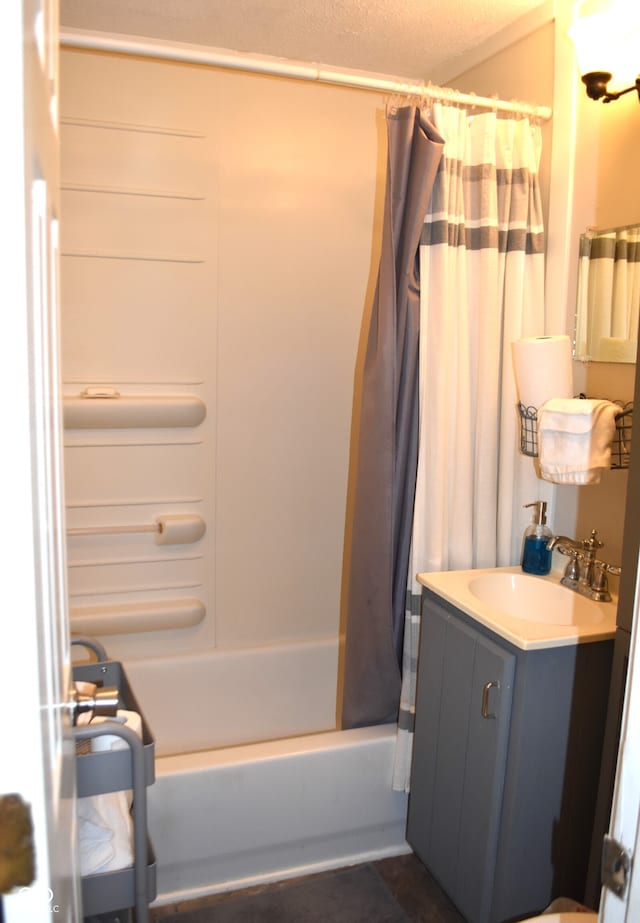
[511,335,573,410]
[155,513,206,545]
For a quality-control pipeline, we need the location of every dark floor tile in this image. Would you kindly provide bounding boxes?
[150,869,334,918]
[150,853,464,923]
[375,854,466,923]
[154,865,409,923]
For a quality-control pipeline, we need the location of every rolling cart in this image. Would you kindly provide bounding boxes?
[72,639,156,922]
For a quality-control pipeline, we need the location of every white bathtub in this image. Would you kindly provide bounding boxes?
[120,642,409,905]
[125,638,341,756]
[149,725,409,905]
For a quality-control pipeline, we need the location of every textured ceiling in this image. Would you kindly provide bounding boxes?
[60,0,548,84]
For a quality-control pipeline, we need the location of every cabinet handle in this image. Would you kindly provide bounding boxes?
[481,680,500,719]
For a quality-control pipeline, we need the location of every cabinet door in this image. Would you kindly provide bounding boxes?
[408,598,515,923]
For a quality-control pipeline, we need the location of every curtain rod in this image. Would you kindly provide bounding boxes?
[59,28,553,122]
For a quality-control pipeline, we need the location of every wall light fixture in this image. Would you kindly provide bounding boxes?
[569,0,640,102]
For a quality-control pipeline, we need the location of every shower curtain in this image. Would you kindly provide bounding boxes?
[341,106,444,730]
[393,105,548,790]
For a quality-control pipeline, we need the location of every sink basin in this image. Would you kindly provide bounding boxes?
[468,572,609,625]
[418,565,617,649]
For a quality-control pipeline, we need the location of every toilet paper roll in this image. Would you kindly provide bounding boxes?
[90,709,142,752]
[511,335,573,410]
[155,513,206,545]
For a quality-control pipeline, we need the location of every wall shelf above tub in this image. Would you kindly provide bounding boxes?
[64,389,206,429]
[70,597,205,635]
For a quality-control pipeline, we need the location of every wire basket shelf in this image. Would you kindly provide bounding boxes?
[517,400,633,469]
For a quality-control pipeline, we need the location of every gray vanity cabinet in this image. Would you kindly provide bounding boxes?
[407,588,613,923]
[407,599,515,922]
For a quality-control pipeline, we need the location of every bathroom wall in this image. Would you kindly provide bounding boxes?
[60,49,385,675]
[555,68,640,568]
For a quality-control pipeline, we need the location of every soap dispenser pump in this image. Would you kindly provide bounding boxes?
[521,501,552,575]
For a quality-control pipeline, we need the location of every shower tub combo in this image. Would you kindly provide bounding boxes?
[123,637,410,906]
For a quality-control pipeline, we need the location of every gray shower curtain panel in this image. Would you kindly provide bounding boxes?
[341,106,444,729]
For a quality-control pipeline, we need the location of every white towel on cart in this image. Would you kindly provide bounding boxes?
[77,710,141,875]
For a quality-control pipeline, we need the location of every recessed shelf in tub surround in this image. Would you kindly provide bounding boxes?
[63,389,206,429]
[417,566,617,650]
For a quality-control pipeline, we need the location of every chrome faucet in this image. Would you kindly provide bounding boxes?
[546,529,621,602]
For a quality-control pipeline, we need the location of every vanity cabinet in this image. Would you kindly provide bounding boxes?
[407,589,613,923]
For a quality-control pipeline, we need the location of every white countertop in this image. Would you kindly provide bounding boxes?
[417,565,618,651]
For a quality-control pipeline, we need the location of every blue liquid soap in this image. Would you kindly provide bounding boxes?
[521,500,552,575]
[522,534,552,575]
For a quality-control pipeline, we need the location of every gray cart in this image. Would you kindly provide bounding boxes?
[73,643,156,922]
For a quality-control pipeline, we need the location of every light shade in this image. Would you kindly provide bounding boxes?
[569,0,640,92]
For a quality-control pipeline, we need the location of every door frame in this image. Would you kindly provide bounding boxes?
[0,3,79,921]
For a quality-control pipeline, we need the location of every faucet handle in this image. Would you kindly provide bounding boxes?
[592,561,609,593]
[563,554,581,582]
[591,560,621,602]
[592,556,621,575]
[583,529,604,552]
[591,559,624,602]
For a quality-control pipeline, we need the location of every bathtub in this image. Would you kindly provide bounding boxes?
[148,726,409,905]
[124,638,341,756]
[120,642,410,905]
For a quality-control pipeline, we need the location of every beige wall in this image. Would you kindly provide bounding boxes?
[593,92,640,229]
[60,48,385,660]
[556,54,640,569]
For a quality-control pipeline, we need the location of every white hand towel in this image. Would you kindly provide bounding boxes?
[77,793,131,875]
[76,710,141,874]
[76,805,116,876]
[538,398,618,485]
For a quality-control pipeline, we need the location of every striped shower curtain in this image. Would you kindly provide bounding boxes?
[393,106,549,790]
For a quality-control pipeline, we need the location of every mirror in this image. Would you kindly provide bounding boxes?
[574,224,640,363]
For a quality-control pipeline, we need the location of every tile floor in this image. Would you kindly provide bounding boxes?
[150,851,466,922]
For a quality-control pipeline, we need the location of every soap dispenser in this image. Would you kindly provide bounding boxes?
[521,501,552,575]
